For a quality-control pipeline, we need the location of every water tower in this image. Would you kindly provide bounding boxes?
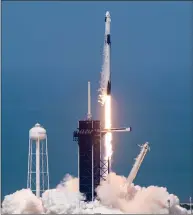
[27,123,50,197]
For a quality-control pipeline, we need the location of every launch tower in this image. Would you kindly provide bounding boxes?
[73,82,101,201]
[73,82,131,201]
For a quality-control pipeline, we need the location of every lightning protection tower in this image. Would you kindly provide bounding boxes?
[27,123,50,197]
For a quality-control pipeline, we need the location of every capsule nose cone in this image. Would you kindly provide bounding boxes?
[106,11,110,17]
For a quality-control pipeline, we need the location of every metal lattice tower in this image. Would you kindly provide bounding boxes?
[73,82,131,201]
[27,123,49,198]
[100,159,110,181]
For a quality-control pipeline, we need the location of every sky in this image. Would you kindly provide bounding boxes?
[2,1,192,202]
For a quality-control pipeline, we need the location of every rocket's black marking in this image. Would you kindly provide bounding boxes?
[107,34,111,45]
[107,81,111,95]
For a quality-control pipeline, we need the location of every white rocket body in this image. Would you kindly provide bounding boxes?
[99,11,111,105]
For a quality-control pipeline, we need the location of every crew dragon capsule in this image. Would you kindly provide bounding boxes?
[105,11,111,95]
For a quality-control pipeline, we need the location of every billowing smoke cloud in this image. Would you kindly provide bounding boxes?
[41,174,84,214]
[1,189,43,214]
[1,173,188,214]
[97,173,188,214]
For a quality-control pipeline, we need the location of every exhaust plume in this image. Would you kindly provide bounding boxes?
[1,173,188,214]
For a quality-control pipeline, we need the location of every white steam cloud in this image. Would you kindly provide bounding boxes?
[1,189,43,214]
[1,173,188,214]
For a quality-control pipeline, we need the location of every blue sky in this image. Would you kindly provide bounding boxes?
[2,1,192,201]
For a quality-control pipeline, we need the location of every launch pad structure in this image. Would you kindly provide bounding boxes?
[73,11,131,202]
[73,119,101,201]
[73,82,103,201]
[73,82,131,201]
